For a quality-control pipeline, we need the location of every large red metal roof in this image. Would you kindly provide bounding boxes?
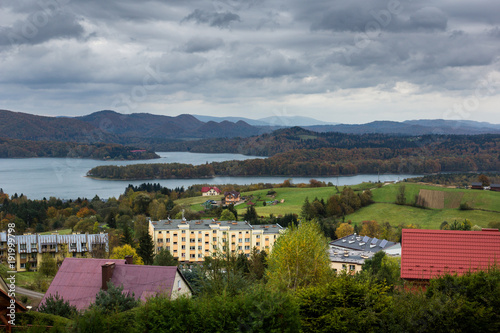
[40,258,179,311]
[401,229,500,280]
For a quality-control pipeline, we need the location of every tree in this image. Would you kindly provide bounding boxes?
[359,220,381,238]
[110,244,144,265]
[395,184,406,205]
[244,206,258,222]
[153,248,178,266]
[91,282,140,314]
[39,253,58,277]
[266,221,331,290]
[335,223,354,239]
[38,293,77,318]
[137,231,155,265]
[120,225,135,247]
[220,209,236,221]
[478,174,490,187]
[301,197,314,220]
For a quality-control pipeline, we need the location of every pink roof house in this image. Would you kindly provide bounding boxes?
[40,257,192,311]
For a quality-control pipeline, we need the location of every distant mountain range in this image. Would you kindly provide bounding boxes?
[0,109,499,147]
[192,114,337,127]
[306,120,500,135]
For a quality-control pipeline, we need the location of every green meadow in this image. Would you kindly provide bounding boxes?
[176,182,500,230]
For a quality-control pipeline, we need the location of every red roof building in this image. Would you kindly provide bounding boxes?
[39,258,192,311]
[201,186,221,196]
[401,229,500,280]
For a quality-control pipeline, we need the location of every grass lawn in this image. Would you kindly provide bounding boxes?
[40,228,73,235]
[372,183,500,212]
[175,182,381,218]
[346,202,500,229]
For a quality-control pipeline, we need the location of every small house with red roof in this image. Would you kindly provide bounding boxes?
[39,257,192,311]
[201,186,221,196]
[0,276,27,332]
[401,228,500,281]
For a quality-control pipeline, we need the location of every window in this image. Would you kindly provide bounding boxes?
[349,265,355,271]
[20,253,27,259]
[166,246,170,251]
[191,231,194,234]
[178,280,181,288]
[20,244,26,250]
[166,238,170,242]
[72,252,77,258]
[158,238,163,243]
[213,237,217,242]
[213,245,217,250]
[173,233,177,237]
[190,238,195,243]
[265,238,269,241]
[31,243,37,248]
[256,242,260,246]
[198,246,202,250]
[173,242,177,245]
[342,264,347,270]
[198,238,202,242]
[190,246,195,250]
[245,238,250,242]
[181,253,185,257]
[245,231,249,234]
[205,242,209,245]
[181,237,186,242]
[256,235,260,239]
[174,250,178,253]
[238,246,242,250]
[157,247,162,252]
[213,231,217,234]
[181,230,185,234]
[244,246,250,250]
[198,231,202,234]
[198,254,203,258]
[190,254,195,258]
[181,245,186,250]
[20,263,26,269]
[238,238,242,243]
[159,231,162,234]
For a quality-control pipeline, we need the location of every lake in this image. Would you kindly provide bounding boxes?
[0,152,420,200]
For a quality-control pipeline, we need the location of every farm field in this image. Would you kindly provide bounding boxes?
[372,183,500,211]
[345,203,500,229]
[175,182,500,230]
[178,183,378,217]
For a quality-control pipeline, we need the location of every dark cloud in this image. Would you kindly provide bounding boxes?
[182,9,241,28]
[0,0,499,122]
[182,37,225,53]
[0,12,84,46]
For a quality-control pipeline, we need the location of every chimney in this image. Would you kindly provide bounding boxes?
[125,255,133,265]
[101,262,115,291]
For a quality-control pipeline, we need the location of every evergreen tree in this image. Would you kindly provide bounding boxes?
[244,206,258,222]
[92,282,139,314]
[153,248,178,266]
[137,231,155,265]
[38,293,77,318]
[120,225,134,247]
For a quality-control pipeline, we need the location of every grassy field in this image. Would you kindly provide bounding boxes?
[346,203,500,229]
[175,182,500,230]
[372,183,500,211]
[40,229,73,235]
[177,183,380,218]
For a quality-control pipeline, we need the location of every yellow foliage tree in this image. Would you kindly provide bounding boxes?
[266,220,331,291]
[335,223,354,239]
[110,244,144,265]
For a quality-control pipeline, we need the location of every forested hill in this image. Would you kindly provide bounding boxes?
[0,138,159,160]
[149,127,500,157]
[87,134,500,179]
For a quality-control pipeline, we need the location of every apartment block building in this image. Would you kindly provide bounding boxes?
[149,219,283,263]
[0,232,108,272]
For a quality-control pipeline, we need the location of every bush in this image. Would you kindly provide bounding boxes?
[38,293,77,318]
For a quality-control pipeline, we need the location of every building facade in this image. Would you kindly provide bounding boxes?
[201,187,221,196]
[149,219,283,263]
[0,232,108,272]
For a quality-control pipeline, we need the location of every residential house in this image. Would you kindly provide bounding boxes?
[0,275,26,332]
[490,184,500,192]
[0,232,108,272]
[40,257,192,311]
[224,191,240,204]
[470,182,484,190]
[329,234,400,274]
[401,228,500,281]
[201,187,221,196]
[149,219,283,263]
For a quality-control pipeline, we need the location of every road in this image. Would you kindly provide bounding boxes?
[15,286,45,299]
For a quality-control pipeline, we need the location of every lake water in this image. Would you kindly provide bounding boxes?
[0,152,420,200]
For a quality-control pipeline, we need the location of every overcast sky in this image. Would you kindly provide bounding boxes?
[1,0,500,124]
